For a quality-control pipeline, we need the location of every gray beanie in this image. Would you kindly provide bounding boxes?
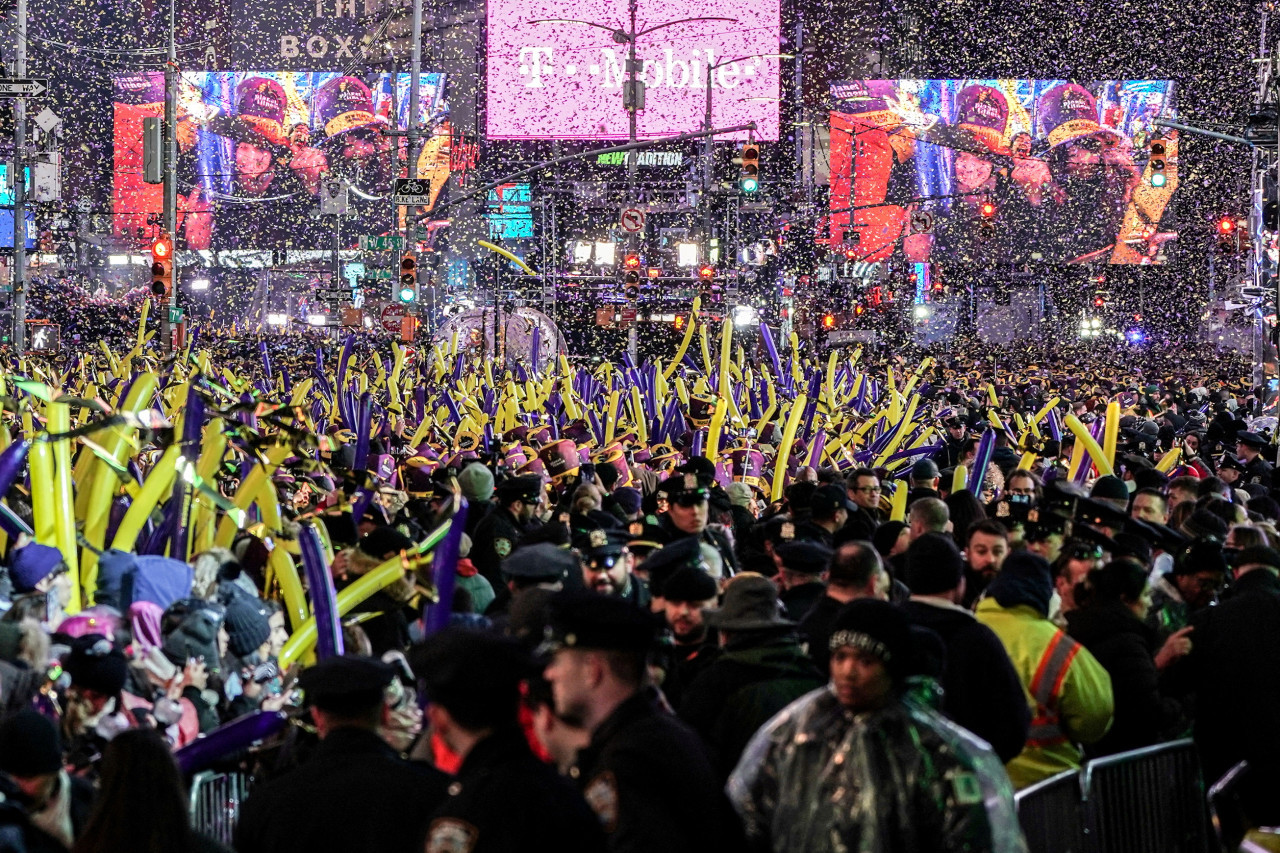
[726,482,753,509]
[458,463,496,502]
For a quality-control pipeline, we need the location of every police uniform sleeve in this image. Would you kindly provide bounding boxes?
[1056,643,1115,746]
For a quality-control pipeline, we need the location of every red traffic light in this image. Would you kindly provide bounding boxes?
[843,248,857,260]
[1093,295,1106,308]
[151,235,172,259]
[979,202,997,219]
[647,267,661,279]
[698,265,715,280]
[623,253,641,269]
[673,314,686,330]
[1218,216,1237,234]
[821,313,836,330]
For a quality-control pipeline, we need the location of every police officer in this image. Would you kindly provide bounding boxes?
[1235,431,1274,487]
[235,656,449,853]
[471,474,544,587]
[656,473,740,577]
[414,628,607,853]
[541,592,744,853]
[574,525,648,609]
[485,542,578,637]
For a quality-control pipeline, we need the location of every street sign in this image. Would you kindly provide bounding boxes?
[910,210,935,235]
[619,207,646,233]
[167,306,183,324]
[359,235,404,251]
[364,269,393,280]
[380,303,407,333]
[391,178,432,206]
[0,79,48,98]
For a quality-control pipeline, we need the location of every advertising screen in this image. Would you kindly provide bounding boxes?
[0,208,36,249]
[487,183,534,240]
[827,79,1178,266]
[112,71,452,250]
[486,0,780,141]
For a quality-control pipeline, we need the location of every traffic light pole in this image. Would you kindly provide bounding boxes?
[161,0,178,354]
[11,0,26,352]
[406,0,423,310]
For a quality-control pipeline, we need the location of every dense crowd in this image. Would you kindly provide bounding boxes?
[0,313,1269,853]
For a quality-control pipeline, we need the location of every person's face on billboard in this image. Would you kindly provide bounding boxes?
[236,142,275,195]
[1012,134,1032,158]
[289,124,311,147]
[954,150,994,193]
[1063,136,1103,179]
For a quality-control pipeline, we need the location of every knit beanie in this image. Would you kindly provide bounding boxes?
[63,634,129,696]
[223,596,271,658]
[0,711,62,777]
[458,463,496,502]
[903,532,964,595]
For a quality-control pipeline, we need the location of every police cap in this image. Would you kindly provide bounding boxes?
[495,474,543,505]
[543,590,662,653]
[501,542,578,583]
[298,655,396,715]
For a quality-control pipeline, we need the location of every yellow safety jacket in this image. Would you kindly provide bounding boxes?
[975,598,1115,789]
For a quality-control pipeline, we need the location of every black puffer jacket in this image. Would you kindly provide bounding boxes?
[1065,601,1187,757]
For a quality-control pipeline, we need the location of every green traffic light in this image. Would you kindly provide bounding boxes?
[1150,172,1167,188]
[740,176,759,193]
[398,286,416,303]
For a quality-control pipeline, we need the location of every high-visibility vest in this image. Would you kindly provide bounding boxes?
[1025,629,1082,748]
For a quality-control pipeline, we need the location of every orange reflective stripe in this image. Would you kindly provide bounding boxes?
[1029,630,1081,708]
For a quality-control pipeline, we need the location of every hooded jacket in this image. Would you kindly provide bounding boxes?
[975,597,1114,789]
[1065,600,1187,757]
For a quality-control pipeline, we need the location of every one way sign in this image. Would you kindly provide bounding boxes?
[0,79,48,98]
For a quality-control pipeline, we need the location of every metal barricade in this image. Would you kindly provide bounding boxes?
[1015,769,1087,853]
[189,770,253,846]
[1081,739,1211,853]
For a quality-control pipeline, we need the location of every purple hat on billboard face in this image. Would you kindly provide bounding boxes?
[314,76,385,141]
[236,77,288,144]
[954,84,1009,153]
[1037,83,1118,150]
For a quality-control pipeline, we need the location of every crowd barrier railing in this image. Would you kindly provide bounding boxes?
[1014,769,1087,853]
[1015,739,1213,853]
[189,770,254,846]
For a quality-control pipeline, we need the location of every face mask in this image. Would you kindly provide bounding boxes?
[1126,479,1138,494]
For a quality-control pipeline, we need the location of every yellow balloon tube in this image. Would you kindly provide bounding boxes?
[1067,435,1087,481]
[278,555,407,669]
[47,403,81,613]
[663,298,701,380]
[267,546,309,634]
[28,434,56,546]
[951,465,969,495]
[214,445,291,549]
[1102,401,1121,470]
[82,373,160,594]
[1156,446,1182,474]
[889,481,909,522]
[111,445,180,553]
[706,398,728,462]
[1065,414,1114,477]
[770,394,808,503]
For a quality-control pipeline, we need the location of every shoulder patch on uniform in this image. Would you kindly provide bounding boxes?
[950,770,983,806]
[583,771,620,832]
[425,818,478,853]
[494,538,512,558]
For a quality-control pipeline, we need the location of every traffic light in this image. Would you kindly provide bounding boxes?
[149,234,173,298]
[623,269,641,301]
[673,313,686,331]
[1149,139,1167,187]
[821,313,836,330]
[739,143,760,193]
[698,264,715,281]
[1216,216,1242,253]
[623,253,641,270]
[398,252,417,303]
[1217,216,1237,235]
[978,201,996,240]
[1093,293,1106,309]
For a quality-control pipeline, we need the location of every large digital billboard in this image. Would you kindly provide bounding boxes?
[828,80,1178,266]
[486,0,780,141]
[112,71,452,250]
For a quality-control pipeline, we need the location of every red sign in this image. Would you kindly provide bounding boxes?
[380,303,407,334]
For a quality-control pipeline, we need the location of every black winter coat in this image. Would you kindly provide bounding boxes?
[899,598,1031,763]
[1166,568,1280,824]
[1066,601,1187,757]
[234,727,449,853]
[424,727,605,853]
[678,635,825,778]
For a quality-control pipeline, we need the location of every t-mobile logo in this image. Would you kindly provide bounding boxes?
[516,47,764,90]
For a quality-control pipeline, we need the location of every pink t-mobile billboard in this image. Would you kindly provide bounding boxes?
[486,0,780,141]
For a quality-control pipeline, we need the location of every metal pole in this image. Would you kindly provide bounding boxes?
[625,0,639,364]
[704,57,713,194]
[407,0,423,307]
[162,0,178,353]
[12,0,26,352]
